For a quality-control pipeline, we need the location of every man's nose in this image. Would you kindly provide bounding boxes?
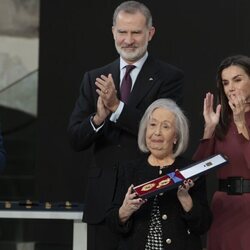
[124,34,134,44]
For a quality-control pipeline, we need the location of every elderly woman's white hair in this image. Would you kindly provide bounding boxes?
[138,98,189,157]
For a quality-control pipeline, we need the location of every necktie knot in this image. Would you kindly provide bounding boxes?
[120,65,136,104]
[124,64,136,76]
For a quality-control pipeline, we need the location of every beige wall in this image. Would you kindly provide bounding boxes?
[0,0,39,116]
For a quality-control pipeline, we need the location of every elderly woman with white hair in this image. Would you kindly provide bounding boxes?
[106,98,212,250]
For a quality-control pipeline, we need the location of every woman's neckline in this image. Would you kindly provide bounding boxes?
[148,154,175,169]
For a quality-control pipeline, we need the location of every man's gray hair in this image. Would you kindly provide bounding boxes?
[138,98,189,157]
[113,1,153,28]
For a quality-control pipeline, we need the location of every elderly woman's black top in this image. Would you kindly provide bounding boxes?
[106,154,212,250]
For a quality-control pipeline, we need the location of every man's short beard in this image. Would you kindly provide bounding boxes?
[115,43,148,62]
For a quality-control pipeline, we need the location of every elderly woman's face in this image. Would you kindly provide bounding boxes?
[146,107,177,158]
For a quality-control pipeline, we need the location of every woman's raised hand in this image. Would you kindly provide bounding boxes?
[203,92,221,139]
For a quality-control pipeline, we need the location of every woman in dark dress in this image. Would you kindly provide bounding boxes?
[193,55,250,250]
[106,98,212,250]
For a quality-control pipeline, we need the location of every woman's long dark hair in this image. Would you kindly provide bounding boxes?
[215,55,250,140]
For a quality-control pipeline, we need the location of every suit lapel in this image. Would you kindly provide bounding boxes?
[106,59,125,101]
[107,59,120,94]
[129,56,158,106]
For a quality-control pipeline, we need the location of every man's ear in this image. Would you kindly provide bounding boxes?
[148,26,155,41]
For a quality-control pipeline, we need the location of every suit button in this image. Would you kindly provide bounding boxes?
[166,238,172,244]
[159,169,162,175]
[162,214,167,220]
[159,192,164,196]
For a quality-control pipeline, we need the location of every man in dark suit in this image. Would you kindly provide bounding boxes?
[68,1,183,249]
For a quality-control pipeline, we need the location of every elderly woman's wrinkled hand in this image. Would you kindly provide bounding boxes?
[119,185,147,224]
[178,179,194,193]
[177,179,194,212]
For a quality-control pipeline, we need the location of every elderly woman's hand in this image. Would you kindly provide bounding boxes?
[119,185,146,224]
[177,179,194,212]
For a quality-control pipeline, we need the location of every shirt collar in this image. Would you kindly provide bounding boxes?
[120,51,148,71]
